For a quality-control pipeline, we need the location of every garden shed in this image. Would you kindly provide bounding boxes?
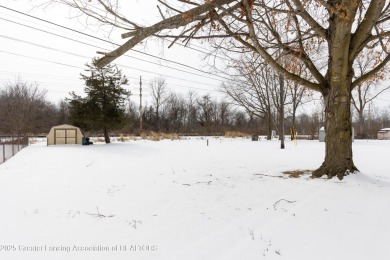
[378,128,390,140]
[47,124,83,145]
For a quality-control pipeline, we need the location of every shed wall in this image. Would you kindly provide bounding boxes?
[47,125,83,145]
[378,131,390,140]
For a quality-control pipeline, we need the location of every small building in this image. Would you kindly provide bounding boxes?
[47,124,83,145]
[378,128,390,140]
[319,127,354,142]
[319,127,326,142]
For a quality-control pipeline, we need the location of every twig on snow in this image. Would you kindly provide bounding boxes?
[273,199,296,210]
[253,173,283,178]
[86,161,95,167]
[196,181,212,185]
[85,207,114,218]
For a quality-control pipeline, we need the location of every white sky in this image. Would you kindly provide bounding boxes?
[0,0,389,113]
[0,0,227,105]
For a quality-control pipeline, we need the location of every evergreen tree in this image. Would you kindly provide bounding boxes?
[68,58,130,143]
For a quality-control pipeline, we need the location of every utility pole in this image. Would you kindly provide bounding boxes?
[139,76,143,132]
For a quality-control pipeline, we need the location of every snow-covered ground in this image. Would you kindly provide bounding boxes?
[0,137,389,260]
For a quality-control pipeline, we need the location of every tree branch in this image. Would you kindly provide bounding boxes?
[350,0,387,60]
[157,0,182,14]
[96,0,236,68]
[365,85,390,103]
[352,54,390,89]
[289,0,327,39]
[96,0,140,29]
[219,8,322,92]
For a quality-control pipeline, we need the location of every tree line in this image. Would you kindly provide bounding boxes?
[1,75,389,140]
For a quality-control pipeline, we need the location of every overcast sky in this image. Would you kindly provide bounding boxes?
[0,0,389,114]
[0,0,229,105]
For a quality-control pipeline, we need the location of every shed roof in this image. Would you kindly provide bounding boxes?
[51,124,79,129]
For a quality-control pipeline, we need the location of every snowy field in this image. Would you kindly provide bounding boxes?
[0,137,389,260]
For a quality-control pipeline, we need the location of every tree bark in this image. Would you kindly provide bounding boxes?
[312,85,358,180]
[358,110,365,138]
[104,126,110,143]
[266,112,272,140]
[279,74,285,149]
[291,112,297,141]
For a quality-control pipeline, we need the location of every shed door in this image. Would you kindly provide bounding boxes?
[54,129,77,144]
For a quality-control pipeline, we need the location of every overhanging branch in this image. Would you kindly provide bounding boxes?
[96,0,236,68]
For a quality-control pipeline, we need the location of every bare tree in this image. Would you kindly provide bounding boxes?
[222,59,277,139]
[185,91,199,133]
[0,78,48,137]
[56,99,70,125]
[150,77,170,132]
[217,100,231,131]
[197,94,216,133]
[297,112,321,140]
[163,93,188,132]
[352,54,390,138]
[285,65,312,134]
[50,0,390,179]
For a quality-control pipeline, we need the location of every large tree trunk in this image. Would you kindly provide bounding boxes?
[312,8,360,180]
[312,84,358,180]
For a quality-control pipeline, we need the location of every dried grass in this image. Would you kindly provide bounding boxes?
[128,135,138,141]
[93,137,105,143]
[140,132,148,140]
[161,133,181,140]
[282,170,312,178]
[140,132,181,141]
[117,134,130,142]
[150,132,161,141]
[224,131,249,138]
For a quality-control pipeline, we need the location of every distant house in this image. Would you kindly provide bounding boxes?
[378,128,390,140]
[47,124,83,145]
